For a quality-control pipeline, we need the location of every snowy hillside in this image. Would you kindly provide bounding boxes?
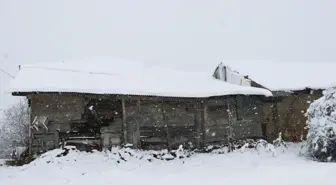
[1,144,336,185]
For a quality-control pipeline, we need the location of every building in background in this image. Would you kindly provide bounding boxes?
[213,61,335,141]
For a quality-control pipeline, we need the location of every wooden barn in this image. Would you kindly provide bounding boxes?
[9,58,272,155]
[213,61,335,141]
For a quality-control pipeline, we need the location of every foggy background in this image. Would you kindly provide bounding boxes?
[1,0,335,121]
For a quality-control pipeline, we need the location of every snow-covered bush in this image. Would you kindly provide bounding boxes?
[304,86,336,162]
[0,100,30,159]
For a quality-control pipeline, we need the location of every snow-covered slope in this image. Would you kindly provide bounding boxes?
[1,144,336,185]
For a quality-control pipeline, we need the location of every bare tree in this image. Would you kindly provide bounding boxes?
[0,100,30,158]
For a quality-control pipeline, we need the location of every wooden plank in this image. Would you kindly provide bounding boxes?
[121,97,127,144]
[141,137,167,143]
[140,127,167,137]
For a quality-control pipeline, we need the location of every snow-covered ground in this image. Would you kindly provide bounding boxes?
[1,144,335,185]
[0,159,6,165]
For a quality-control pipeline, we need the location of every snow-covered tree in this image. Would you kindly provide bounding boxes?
[304,86,336,162]
[0,100,30,158]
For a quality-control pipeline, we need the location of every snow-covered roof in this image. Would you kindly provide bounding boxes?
[8,57,272,98]
[221,61,336,91]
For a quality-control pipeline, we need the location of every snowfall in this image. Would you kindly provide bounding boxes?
[0,143,335,185]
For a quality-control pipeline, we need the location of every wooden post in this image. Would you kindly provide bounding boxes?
[272,99,280,141]
[199,101,207,148]
[54,131,60,149]
[195,102,202,149]
[121,96,127,145]
[28,96,33,156]
[161,100,171,150]
[28,121,32,156]
[29,116,37,156]
[195,112,201,149]
[135,100,141,148]
[227,96,234,151]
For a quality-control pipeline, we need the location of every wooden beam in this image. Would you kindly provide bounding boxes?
[194,102,203,149]
[161,100,171,150]
[121,97,127,144]
[135,100,141,148]
[54,131,59,149]
[200,101,207,148]
[272,100,280,140]
[28,95,34,156]
[195,112,202,149]
[28,121,32,156]
[227,96,234,151]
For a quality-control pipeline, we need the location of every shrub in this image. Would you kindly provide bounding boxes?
[304,86,336,162]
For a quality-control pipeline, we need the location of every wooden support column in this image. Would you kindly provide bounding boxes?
[227,96,234,151]
[272,100,280,141]
[28,96,34,156]
[199,101,207,148]
[121,96,127,144]
[195,102,202,149]
[195,113,201,149]
[161,100,171,150]
[135,100,141,148]
[54,131,59,149]
[28,121,32,156]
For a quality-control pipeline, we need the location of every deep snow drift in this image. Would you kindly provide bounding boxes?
[1,143,336,185]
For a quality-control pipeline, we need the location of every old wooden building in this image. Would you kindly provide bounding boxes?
[9,57,272,154]
[213,61,334,141]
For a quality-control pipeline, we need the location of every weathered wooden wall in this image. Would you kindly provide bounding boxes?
[263,99,279,142]
[28,93,266,153]
[205,96,264,146]
[30,94,85,131]
[124,99,202,150]
[263,90,322,141]
[95,98,123,149]
[29,94,86,154]
[205,99,230,145]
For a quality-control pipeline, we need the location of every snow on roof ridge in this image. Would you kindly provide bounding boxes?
[21,56,145,75]
[22,66,124,77]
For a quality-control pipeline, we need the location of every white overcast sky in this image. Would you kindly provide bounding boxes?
[0,0,336,113]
